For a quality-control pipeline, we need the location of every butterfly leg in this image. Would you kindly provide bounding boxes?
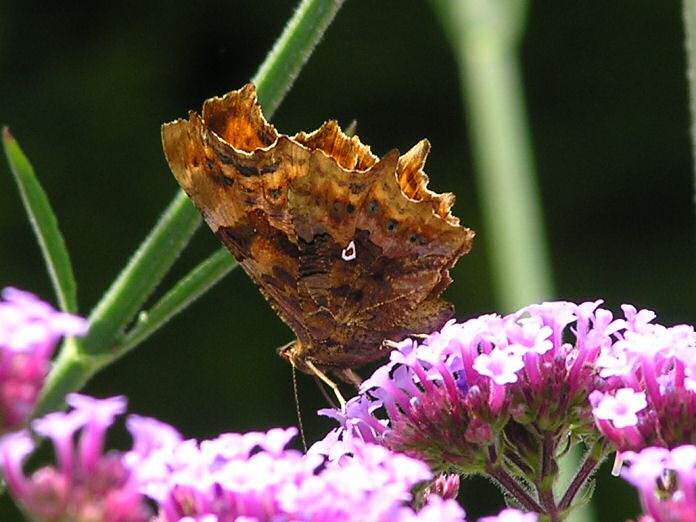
[304,360,347,411]
[334,368,362,389]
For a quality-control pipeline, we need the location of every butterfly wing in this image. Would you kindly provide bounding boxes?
[161,84,474,372]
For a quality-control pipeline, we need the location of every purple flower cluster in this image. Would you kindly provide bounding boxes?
[318,301,612,478]
[590,305,696,451]
[0,287,87,433]
[4,289,694,521]
[621,445,696,522]
[128,423,465,522]
[0,393,467,522]
[0,394,150,522]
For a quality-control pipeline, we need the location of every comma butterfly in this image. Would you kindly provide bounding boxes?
[162,84,474,380]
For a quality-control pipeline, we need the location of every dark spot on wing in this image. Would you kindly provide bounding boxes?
[332,284,351,298]
[273,265,297,287]
[260,163,280,174]
[350,183,365,194]
[349,289,364,303]
[258,131,274,146]
[211,174,234,187]
[235,164,259,177]
[216,224,255,261]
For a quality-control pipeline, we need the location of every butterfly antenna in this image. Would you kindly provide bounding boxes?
[305,360,347,411]
[291,364,308,452]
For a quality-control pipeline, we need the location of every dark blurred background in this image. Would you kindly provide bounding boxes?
[0,1,693,520]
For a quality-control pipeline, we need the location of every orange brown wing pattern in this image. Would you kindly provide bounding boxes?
[162,83,474,373]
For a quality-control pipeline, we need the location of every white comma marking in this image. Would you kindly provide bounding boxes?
[341,240,357,261]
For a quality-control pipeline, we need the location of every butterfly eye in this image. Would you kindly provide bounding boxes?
[386,220,398,232]
[333,201,343,212]
[269,188,281,199]
[368,200,379,214]
[346,203,355,214]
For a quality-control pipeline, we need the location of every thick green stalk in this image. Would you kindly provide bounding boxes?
[35,191,201,416]
[683,0,696,200]
[35,0,347,417]
[434,0,552,312]
[432,1,591,520]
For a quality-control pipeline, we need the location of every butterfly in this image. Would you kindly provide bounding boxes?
[161,84,474,383]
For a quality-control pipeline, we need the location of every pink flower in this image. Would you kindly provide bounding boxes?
[130,425,463,522]
[592,388,647,429]
[316,300,619,516]
[622,445,696,522]
[1,393,461,522]
[0,287,87,433]
[0,394,150,522]
[473,348,525,385]
[592,305,696,451]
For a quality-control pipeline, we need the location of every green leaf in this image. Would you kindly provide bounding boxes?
[2,127,78,313]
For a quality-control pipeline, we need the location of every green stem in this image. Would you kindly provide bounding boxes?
[533,432,560,520]
[435,0,553,312]
[117,249,236,352]
[33,338,100,418]
[683,0,696,197]
[432,1,592,520]
[486,464,543,514]
[36,191,201,415]
[558,456,600,513]
[34,0,347,417]
[558,439,610,512]
[81,190,201,355]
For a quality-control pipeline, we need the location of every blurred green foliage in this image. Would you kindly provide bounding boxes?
[0,1,693,520]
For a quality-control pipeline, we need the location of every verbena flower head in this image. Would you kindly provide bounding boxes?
[0,393,151,522]
[0,287,88,433]
[0,392,467,522]
[621,445,696,522]
[318,301,611,477]
[591,305,696,451]
[130,423,467,522]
